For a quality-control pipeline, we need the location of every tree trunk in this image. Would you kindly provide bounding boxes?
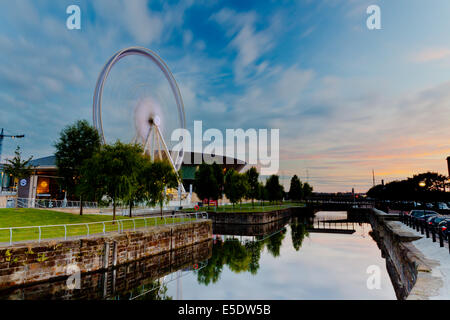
[252,198,254,208]
[160,202,163,219]
[79,195,83,216]
[112,197,116,223]
[129,200,133,217]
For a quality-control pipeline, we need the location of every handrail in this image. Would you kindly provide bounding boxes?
[0,211,209,245]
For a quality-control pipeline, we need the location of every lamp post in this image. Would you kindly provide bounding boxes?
[418,181,426,214]
[0,171,3,193]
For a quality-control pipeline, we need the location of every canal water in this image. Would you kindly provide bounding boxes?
[163,211,396,300]
[0,211,397,300]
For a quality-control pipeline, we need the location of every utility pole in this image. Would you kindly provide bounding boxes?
[0,128,25,163]
[0,128,25,192]
[372,169,375,187]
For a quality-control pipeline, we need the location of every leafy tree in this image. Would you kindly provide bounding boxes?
[54,120,101,215]
[367,171,448,201]
[81,142,142,221]
[258,182,268,206]
[3,146,33,188]
[265,175,283,203]
[145,160,178,217]
[302,182,313,199]
[224,169,249,208]
[211,162,224,203]
[245,167,259,208]
[194,163,219,208]
[288,175,303,201]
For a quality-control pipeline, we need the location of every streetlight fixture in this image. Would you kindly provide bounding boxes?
[418,181,426,214]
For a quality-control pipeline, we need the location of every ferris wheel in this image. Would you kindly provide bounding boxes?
[93,47,186,189]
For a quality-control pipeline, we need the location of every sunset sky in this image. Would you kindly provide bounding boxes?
[1,0,450,192]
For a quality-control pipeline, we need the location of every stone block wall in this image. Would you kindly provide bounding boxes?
[0,220,212,289]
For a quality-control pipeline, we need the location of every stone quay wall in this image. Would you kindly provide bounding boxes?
[367,208,442,300]
[0,240,212,300]
[0,220,212,289]
[208,206,313,225]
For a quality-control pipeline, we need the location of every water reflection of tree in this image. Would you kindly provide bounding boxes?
[264,229,286,257]
[115,280,172,300]
[196,222,311,285]
[291,221,310,251]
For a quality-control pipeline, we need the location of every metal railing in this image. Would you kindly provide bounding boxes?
[0,212,209,245]
[12,198,98,209]
[209,203,291,213]
[400,212,449,254]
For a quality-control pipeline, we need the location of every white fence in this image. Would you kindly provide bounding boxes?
[9,198,98,209]
[0,212,209,245]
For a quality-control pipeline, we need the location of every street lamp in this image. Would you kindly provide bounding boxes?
[418,181,426,214]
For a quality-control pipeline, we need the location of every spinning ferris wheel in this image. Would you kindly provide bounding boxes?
[92,47,186,190]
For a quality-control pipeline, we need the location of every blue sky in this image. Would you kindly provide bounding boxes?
[1,0,450,192]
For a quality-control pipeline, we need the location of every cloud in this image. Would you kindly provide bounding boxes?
[210,8,277,82]
[411,48,450,63]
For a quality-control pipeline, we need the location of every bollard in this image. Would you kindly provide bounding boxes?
[438,229,444,247]
[425,222,429,238]
[432,227,436,242]
[420,221,424,235]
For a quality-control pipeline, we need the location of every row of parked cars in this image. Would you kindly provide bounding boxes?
[407,210,449,236]
[416,202,450,210]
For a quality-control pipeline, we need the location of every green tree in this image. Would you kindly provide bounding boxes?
[224,169,249,208]
[4,146,33,188]
[265,175,283,203]
[194,163,219,208]
[81,142,142,221]
[258,182,268,206]
[211,162,224,203]
[245,167,259,208]
[54,120,101,215]
[145,160,178,217]
[288,175,303,201]
[302,182,313,199]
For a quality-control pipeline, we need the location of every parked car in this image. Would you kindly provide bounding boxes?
[427,216,447,228]
[437,202,449,210]
[409,210,438,218]
[417,213,438,222]
[436,219,449,236]
[425,203,434,209]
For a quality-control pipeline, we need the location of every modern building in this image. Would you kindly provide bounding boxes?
[16,152,246,201]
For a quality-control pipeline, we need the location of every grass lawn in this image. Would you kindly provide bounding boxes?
[0,208,192,243]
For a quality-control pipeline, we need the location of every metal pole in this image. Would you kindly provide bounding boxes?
[64,225,67,240]
[103,222,106,235]
[38,226,41,242]
[9,228,12,245]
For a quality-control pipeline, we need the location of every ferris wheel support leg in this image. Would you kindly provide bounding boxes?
[143,126,153,156]
[154,124,186,193]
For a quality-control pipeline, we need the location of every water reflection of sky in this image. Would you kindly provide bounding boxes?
[165,212,396,300]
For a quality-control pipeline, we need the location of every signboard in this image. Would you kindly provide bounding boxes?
[20,179,27,187]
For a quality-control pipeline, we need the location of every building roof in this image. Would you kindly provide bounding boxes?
[29,156,56,168]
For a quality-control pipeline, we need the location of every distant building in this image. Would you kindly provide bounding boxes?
[16,152,246,201]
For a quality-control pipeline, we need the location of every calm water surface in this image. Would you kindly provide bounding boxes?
[163,211,396,300]
[0,211,397,300]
